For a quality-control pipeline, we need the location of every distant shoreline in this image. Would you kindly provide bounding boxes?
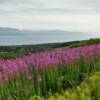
[0,38,88,47]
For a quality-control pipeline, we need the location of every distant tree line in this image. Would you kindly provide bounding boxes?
[0,38,100,59]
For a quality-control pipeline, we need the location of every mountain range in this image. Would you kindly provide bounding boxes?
[0,27,87,36]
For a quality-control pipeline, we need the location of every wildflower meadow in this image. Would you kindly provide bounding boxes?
[0,43,100,100]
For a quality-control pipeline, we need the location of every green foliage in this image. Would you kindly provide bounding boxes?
[47,72,100,100]
[70,38,100,48]
[29,95,44,100]
[0,52,26,59]
[28,59,100,100]
[0,59,99,99]
[0,38,100,99]
[0,38,100,59]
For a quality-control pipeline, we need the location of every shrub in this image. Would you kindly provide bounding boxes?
[47,72,100,100]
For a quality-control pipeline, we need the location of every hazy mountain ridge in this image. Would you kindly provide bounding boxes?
[0,27,87,36]
[0,27,23,36]
[0,27,98,46]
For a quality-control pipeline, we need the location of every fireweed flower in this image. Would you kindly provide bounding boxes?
[27,75,32,81]
[8,96,11,100]
[0,44,100,84]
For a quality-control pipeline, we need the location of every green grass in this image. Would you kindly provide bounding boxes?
[46,72,100,100]
[0,58,100,100]
[0,38,100,99]
[1,38,100,59]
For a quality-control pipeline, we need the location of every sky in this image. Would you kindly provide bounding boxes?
[0,0,100,32]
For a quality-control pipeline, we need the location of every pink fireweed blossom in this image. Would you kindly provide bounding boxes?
[0,44,100,84]
[8,96,11,100]
[27,75,32,81]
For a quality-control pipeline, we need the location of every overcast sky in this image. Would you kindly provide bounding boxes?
[0,0,100,32]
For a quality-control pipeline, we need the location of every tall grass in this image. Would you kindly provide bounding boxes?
[0,59,100,99]
[0,44,100,99]
[47,72,100,100]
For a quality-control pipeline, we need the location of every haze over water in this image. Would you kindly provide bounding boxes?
[0,31,100,46]
[0,0,100,45]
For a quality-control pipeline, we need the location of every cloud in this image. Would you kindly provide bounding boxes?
[0,0,100,11]
[0,0,100,32]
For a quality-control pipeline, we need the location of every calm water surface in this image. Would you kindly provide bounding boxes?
[0,33,99,45]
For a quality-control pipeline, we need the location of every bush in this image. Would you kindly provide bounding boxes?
[47,72,100,100]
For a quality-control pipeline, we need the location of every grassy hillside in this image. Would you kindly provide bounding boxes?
[0,38,100,59]
[0,39,100,99]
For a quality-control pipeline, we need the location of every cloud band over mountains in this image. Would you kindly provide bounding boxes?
[0,0,100,32]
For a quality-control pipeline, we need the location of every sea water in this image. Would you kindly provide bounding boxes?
[0,33,99,46]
